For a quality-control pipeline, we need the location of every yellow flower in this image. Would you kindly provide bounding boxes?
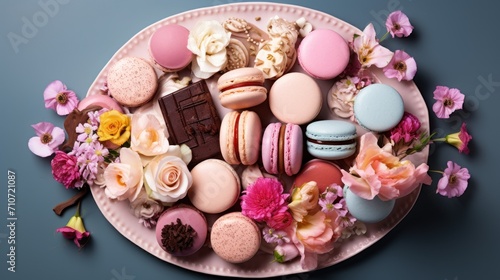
[288,181,320,222]
[97,110,131,146]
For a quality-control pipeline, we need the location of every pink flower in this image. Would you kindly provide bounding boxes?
[436,161,470,198]
[341,132,432,201]
[385,11,414,38]
[390,112,421,143]
[383,50,417,81]
[28,122,65,157]
[273,243,300,263]
[241,177,289,222]
[51,151,82,189]
[56,202,90,248]
[434,123,472,154]
[266,211,293,230]
[352,23,393,68]
[44,80,79,115]
[432,86,465,119]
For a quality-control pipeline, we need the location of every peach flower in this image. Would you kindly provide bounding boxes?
[144,146,192,205]
[288,181,320,222]
[295,210,340,254]
[130,113,170,157]
[103,148,143,201]
[341,132,432,201]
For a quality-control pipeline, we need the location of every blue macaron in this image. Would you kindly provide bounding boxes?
[344,186,395,223]
[305,120,357,160]
[353,84,404,132]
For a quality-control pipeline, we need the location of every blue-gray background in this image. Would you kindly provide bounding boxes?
[1,0,498,279]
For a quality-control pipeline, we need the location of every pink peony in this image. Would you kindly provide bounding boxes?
[28,122,65,157]
[267,211,293,230]
[352,23,394,68]
[385,11,414,38]
[432,86,465,119]
[436,161,470,198]
[44,80,79,116]
[341,132,432,201]
[51,151,82,189]
[383,50,417,81]
[390,112,422,143]
[241,177,289,222]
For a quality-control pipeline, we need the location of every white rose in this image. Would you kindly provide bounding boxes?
[144,146,192,204]
[103,148,143,201]
[129,188,164,228]
[130,113,170,158]
[187,20,231,79]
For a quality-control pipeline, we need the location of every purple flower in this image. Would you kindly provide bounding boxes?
[262,227,290,245]
[436,161,470,198]
[44,80,79,116]
[51,151,82,189]
[241,178,289,222]
[319,191,337,213]
[390,112,422,143]
[385,11,414,38]
[28,122,65,157]
[383,50,417,81]
[432,86,465,119]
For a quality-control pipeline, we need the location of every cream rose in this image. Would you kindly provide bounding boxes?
[144,146,192,204]
[103,148,143,201]
[187,20,231,79]
[130,113,170,158]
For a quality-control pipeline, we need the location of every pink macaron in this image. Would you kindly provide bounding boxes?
[217,67,267,109]
[155,204,208,256]
[149,24,193,72]
[188,159,241,214]
[77,94,124,113]
[261,122,303,176]
[268,72,322,125]
[106,56,158,107]
[297,28,350,80]
[210,212,261,263]
[219,110,262,166]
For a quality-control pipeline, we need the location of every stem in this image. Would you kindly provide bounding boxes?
[429,170,444,174]
[53,187,89,216]
[433,137,446,142]
[379,32,390,43]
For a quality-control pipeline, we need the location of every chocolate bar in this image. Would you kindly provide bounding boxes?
[158,80,221,168]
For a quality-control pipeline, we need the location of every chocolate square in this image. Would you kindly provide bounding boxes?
[158,80,221,168]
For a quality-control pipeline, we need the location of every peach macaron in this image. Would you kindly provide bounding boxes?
[219,110,262,166]
[188,159,240,214]
[268,72,322,125]
[106,56,158,107]
[210,212,261,263]
[217,67,267,110]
